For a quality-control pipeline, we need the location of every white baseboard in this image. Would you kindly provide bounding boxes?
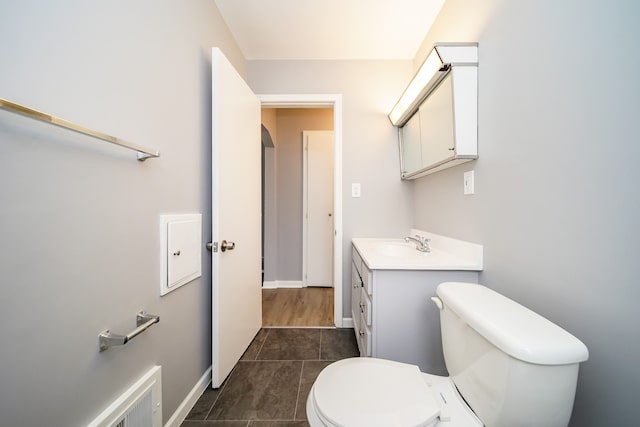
[262,280,304,289]
[342,317,354,328]
[262,281,278,289]
[164,366,211,427]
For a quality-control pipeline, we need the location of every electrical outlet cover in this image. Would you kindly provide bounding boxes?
[464,171,475,195]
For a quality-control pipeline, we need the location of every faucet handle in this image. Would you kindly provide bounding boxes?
[414,235,429,244]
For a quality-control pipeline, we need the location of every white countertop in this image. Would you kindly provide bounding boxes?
[352,230,483,271]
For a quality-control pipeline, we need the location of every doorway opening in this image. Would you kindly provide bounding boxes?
[259,94,343,328]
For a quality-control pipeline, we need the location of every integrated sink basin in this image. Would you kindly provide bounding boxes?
[352,230,483,270]
[374,241,429,258]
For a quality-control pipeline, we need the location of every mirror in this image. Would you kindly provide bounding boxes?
[400,73,455,179]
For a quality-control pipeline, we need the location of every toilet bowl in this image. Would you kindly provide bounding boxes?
[306,357,482,427]
[306,282,589,427]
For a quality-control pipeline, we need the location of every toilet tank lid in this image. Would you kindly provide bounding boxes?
[437,282,589,365]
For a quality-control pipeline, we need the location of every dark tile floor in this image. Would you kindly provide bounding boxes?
[182,328,359,427]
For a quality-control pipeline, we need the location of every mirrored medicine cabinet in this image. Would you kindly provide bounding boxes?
[389,43,478,180]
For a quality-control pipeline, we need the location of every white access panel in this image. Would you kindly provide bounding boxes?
[160,214,202,296]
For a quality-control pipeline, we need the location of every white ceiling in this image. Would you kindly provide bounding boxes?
[213,0,445,60]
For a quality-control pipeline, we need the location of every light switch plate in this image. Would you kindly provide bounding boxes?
[352,183,361,198]
[464,171,475,195]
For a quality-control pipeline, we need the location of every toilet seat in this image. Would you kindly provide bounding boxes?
[310,358,440,427]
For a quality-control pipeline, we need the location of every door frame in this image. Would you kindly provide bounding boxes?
[258,94,343,327]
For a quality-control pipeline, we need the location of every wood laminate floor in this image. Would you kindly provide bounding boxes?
[262,287,334,327]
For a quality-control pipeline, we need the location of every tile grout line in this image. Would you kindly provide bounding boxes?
[191,418,299,423]
[293,360,306,421]
[204,352,243,420]
[184,421,251,425]
[255,328,270,360]
[203,378,226,420]
[206,329,271,419]
[262,326,336,329]
[233,358,338,362]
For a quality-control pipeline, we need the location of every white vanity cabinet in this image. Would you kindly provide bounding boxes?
[351,243,480,375]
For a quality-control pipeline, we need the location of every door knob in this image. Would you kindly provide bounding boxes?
[220,240,235,252]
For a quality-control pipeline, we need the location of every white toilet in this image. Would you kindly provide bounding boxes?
[307,282,589,427]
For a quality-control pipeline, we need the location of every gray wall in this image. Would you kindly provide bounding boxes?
[248,61,415,314]
[411,0,640,425]
[0,1,244,425]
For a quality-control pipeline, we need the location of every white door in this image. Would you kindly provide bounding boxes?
[211,48,262,387]
[303,130,334,287]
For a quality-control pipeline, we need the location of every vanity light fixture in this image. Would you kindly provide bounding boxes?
[388,43,478,127]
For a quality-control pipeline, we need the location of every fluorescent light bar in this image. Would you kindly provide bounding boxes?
[388,43,478,127]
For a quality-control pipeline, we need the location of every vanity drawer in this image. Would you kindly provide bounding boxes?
[352,248,363,277]
[351,264,362,323]
[361,264,372,295]
[351,262,362,291]
[360,287,372,326]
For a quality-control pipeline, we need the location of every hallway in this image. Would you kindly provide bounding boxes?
[262,288,334,327]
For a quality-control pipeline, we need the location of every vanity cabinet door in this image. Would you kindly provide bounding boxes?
[358,313,372,357]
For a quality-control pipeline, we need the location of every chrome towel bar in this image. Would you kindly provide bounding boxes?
[0,98,160,161]
[99,311,160,352]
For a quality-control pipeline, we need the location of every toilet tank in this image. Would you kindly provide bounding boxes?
[436,282,589,427]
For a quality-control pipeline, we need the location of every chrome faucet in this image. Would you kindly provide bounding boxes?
[405,235,431,253]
